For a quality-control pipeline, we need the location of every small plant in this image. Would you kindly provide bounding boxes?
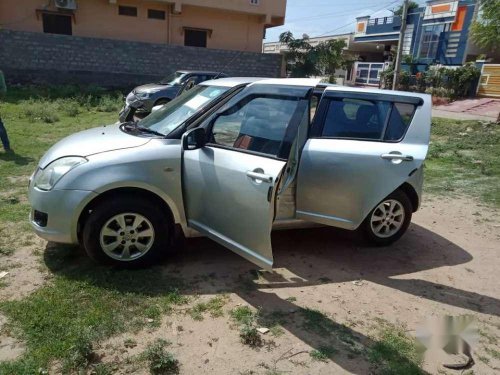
[143,339,179,375]
[188,295,228,321]
[230,306,255,326]
[310,345,336,362]
[240,325,263,347]
[124,338,137,348]
[62,331,95,372]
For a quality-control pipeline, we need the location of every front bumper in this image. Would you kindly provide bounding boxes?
[28,186,97,244]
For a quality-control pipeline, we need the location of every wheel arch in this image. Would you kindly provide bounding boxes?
[77,187,180,244]
[398,182,419,213]
[154,97,171,106]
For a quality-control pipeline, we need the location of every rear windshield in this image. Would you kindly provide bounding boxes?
[138,85,228,136]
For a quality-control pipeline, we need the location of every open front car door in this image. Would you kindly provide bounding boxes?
[182,79,318,269]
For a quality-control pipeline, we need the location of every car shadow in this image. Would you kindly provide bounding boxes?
[43,223,494,373]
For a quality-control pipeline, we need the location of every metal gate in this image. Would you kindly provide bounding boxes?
[478,64,500,98]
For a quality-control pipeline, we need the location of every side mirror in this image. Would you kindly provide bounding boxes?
[182,127,206,151]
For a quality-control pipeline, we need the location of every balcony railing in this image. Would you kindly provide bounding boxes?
[368,16,395,26]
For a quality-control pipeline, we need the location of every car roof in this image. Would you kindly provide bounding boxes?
[200,77,323,88]
[199,77,265,87]
[177,70,224,75]
[324,85,430,99]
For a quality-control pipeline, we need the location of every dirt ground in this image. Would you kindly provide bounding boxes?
[1,195,499,374]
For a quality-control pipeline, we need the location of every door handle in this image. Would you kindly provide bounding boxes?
[381,153,414,161]
[246,171,273,183]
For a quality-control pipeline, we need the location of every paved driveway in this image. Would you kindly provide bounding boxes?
[433,98,500,122]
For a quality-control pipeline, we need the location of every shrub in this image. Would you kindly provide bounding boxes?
[239,325,263,347]
[143,339,179,375]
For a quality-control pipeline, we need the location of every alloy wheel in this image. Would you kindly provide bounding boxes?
[369,199,405,238]
[99,213,155,261]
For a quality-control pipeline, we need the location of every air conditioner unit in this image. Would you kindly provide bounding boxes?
[54,0,77,10]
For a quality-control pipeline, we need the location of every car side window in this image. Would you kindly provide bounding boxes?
[384,102,416,141]
[322,98,390,140]
[210,96,300,157]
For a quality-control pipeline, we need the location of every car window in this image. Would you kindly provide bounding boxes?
[384,103,416,141]
[211,96,300,157]
[322,98,390,140]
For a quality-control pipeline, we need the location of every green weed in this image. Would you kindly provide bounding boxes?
[143,339,179,375]
[368,321,424,375]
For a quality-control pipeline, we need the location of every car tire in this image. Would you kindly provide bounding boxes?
[82,196,172,267]
[361,189,412,246]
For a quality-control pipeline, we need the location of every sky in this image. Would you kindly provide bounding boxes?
[265,0,427,42]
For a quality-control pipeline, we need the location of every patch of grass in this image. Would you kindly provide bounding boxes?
[485,347,500,360]
[230,306,255,326]
[90,362,115,375]
[477,354,490,364]
[62,329,95,372]
[425,118,500,206]
[285,296,297,302]
[310,345,336,362]
[368,321,424,375]
[188,295,229,321]
[0,262,187,374]
[143,339,179,375]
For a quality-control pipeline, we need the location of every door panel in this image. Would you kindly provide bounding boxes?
[183,147,285,269]
[297,89,431,230]
[297,139,426,229]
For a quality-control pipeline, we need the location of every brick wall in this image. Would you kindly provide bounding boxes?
[0,29,283,88]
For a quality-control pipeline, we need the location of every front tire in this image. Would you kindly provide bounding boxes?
[361,190,412,246]
[83,196,172,267]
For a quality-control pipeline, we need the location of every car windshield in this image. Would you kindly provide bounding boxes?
[137,85,229,135]
[158,71,186,85]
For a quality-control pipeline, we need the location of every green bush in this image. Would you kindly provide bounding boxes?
[143,339,179,375]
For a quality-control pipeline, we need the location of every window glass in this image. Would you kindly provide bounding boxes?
[419,24,444,59]
[322,98,390,140]
[148,9,166,20]
[211,96,299,157]
[185,29,207,47]
[138,85,228,135]
[310,94,320,120]
[42,14,72,35]
[119,6,137,16]
[384,103,415,141]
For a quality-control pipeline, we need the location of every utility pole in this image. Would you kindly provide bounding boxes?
[392,0,409,90]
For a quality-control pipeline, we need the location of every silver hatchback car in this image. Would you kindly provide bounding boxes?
[28,78,431,269]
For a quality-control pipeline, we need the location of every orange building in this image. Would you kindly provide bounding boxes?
[0,0,286,52]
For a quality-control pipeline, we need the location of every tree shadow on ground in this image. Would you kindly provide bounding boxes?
[44,223,494,373]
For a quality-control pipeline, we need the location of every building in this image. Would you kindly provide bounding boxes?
[263,33,384,83]
[0,0,287,52]
[351,0,496,86]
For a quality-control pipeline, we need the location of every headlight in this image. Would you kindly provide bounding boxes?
[136,92,153,99]
[34,156,87,191]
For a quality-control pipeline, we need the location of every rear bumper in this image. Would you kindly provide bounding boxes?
[28,186,97,244]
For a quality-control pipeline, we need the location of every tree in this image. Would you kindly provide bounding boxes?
[393,1,419,16]
[278,31,347,80]
[471,0,500,53]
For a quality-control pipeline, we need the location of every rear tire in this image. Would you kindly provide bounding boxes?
[361,189,412,246]
[83,196,172,267]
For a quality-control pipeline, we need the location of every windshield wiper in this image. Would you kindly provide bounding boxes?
[135,126,166,137]
[122,121,165,137]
